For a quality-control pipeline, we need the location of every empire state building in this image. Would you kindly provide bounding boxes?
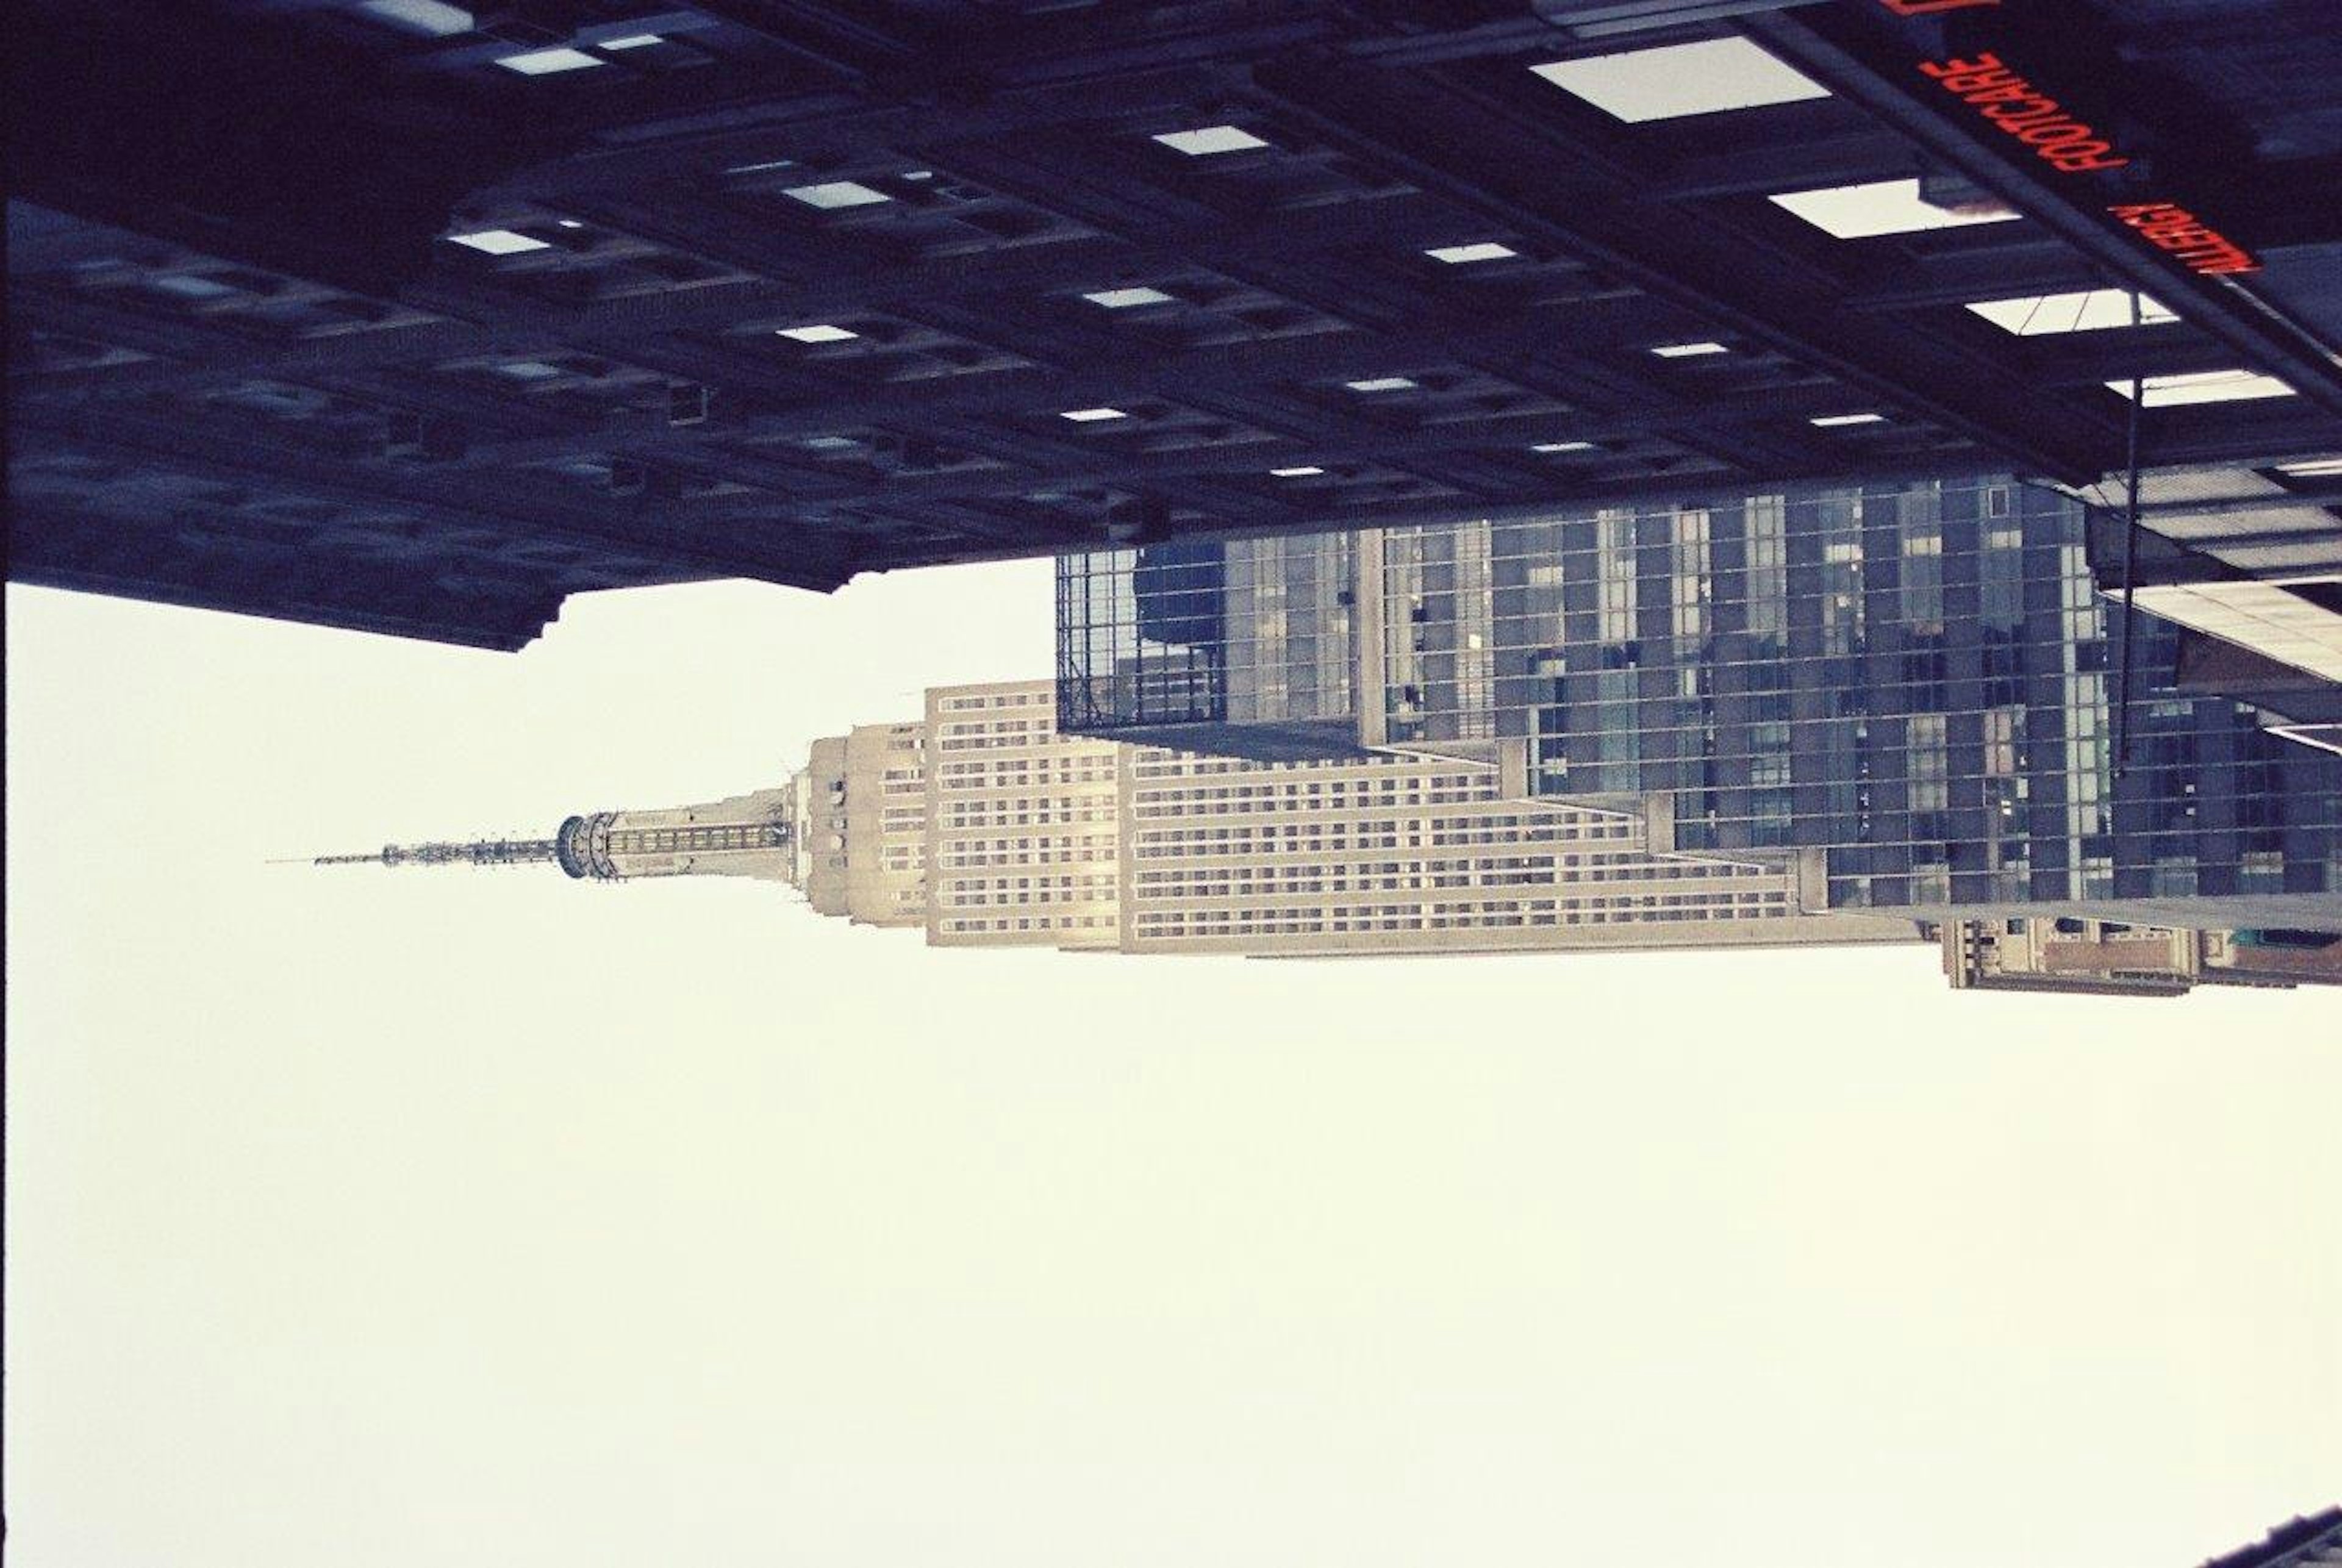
[317,680,2341,999]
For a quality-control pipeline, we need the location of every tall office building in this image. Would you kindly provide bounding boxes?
[1058,475,2342,936]
[331,678,1919,959]
[16,2,2340,650]
[326,678,2341,996]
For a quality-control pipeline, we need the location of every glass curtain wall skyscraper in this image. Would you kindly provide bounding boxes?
[1058,477,2342,933]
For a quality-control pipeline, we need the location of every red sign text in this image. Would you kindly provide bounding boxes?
[1918,53,2129,174]
[2107,202,2261,275]
[1872,9,2265,279]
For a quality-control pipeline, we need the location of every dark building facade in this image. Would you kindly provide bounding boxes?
[11,0,2340,648]
[2194,1510,2342,1568]
[1058,475,2342,932]
[2087,470,2342,756]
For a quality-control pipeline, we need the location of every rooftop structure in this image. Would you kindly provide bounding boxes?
[13,0,2340,648]
[1941,915,2342,998]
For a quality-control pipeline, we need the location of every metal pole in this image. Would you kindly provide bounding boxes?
[2114,289,2145,780]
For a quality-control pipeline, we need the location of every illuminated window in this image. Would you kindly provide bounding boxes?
[1771,178,2019,239]
[359,0,471,35]
[2104,370,2295,406]
[1152,126,1268,156]
[448,229,549,255]
[1425,242,1516,265]
[1966,290,2178,335]
[494,47,604,74]
[1531,38,1827,122]
[150,274,237,299]
[1083,287,1175,309]
[782,181,890,209]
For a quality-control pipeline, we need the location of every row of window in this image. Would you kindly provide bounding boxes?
[1131,895,1791,938]
[938,765,1117,788]
[936,729,1096,752]
[938,915,1115,933]
[939,889,1115,908]
[941,807,1119,827]
[1122,820,1638,853]
[1130,870,1782,900]
[935,691,1051,712]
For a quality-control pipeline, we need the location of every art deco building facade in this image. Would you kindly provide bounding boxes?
[329,678,2342,995]
[1058,476,2342,936]
[770,680,1916,959]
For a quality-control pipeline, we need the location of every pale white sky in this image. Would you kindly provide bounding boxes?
[7,568,2338,1567]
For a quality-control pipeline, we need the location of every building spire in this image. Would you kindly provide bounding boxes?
[310,836,559,868]
[306,790,798,886]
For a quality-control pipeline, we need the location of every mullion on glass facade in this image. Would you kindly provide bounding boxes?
[1059,477,2342,926]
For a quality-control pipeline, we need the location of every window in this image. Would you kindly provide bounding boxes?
[782,181,890,210]
[1425,242,1516,265]
[495,47,604,74]
[448,229,549,256]
[1771,179,2019,240]
[2105,370,2294,406]
[1083,287,1175,309]
[1152,126,1268,156]
[361,0,471,35]
[1531,38,1827,122]
[1966,290,2177,335]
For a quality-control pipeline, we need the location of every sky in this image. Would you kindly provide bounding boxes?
[7,568,2340,1568]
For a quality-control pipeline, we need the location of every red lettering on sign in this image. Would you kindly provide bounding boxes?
[1920,53,2006,79]
[1942,68,2024,93]
[1918,56,2130,174]
[2046,145,2123,173]
[2107,202,2261,275]
[1884,9,2261,278]
[2016,123,2091,148]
